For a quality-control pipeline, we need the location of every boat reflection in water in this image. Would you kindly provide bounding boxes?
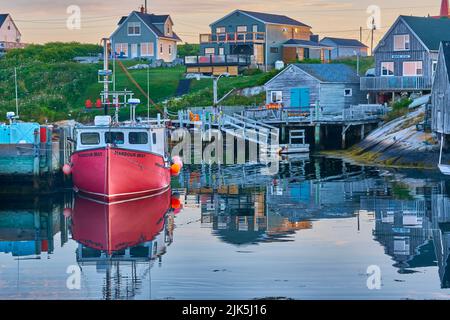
[70,189,177,299]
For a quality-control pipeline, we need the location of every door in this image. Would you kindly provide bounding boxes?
[131,44,138,58]
[219,47,225,55]
[290,88,310,110]
[253,44,264,64]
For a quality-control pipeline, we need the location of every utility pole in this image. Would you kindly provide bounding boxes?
[371,18,375,56]
[14,67,19,117]
[359,26,363,43]
[145,0,148,13]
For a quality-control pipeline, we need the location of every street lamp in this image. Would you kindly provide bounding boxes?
[213,72,230,110]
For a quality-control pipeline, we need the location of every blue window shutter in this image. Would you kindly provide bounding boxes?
[300,88,310,108]
[290,88,301,108]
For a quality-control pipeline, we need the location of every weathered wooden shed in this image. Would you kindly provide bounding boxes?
[265,63,366,114]
[432,41,450,134]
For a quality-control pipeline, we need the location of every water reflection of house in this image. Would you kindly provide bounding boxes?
[432,194,450,288]
[0,197,69,257]
[71,191,174,300]
[367,197,435,271]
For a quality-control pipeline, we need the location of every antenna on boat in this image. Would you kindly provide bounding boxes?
[102,38,110,116]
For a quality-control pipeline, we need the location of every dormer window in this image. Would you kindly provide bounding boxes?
[128,22,141,36]
[394,34,410,51]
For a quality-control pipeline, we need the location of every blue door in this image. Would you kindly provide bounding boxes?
[290,88,310,110]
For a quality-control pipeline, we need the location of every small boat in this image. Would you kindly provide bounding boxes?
[67,39,181,202]
[439,134,450,175]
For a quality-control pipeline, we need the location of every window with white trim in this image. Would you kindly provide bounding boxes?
[344,88,353,97]
[394,34,410,51]
[216,27,226,34]
[140,42,154,57]
[270,91,283,103]
[403,61,423,76]
[237,26,247,32]
[204,48,215,55]
[381,62,394,76]
[115,43,128,57]
[432,60,438,78]
[127,22,141,36]
[252,25,258,33]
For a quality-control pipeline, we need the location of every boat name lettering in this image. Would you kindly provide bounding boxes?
[79,152,102,157]
[114,151,145,158]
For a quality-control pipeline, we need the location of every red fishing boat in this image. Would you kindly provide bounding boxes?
[66,39,181,202]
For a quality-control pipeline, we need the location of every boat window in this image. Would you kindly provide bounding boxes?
[105,132,125,145]
[80,133,100,145]
[129,132,148,144]
[152,132,157,145]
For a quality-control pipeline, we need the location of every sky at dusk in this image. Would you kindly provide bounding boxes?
[1,0,443,46]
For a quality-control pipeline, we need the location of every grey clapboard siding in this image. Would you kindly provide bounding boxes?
[432,46,450,134]
[374,18,433,79]
[265,65,365,113]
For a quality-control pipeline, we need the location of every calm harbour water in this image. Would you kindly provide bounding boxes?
[1,156,450,300]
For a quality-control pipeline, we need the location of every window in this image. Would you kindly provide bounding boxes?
[237,26,247,33]
[270,91,283,103]
[252,25,258,33]
[219,47,225,55]
[160,43,163,54]
[344,89,353,97]
[270,47,279,54]
[216,27,226,34]
[381,62,394,76]
[204,48,215,55]
[141,42,154,57]
[128,22,141,36]
[432,60,438,77]
[129,132,148,144]
[169,45,172,55]
[166,24,171,35]
[394,34,410,51]
[115,43,128,57]
[403,61,423,76]
[105,132,125,145]
[152,132,157,145]
[81,133,100,145]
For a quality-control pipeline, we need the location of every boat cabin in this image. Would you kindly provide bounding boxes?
[74,117,166,155]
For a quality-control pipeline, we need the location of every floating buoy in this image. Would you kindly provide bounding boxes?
[63,208,72,218]
[85,99,93,109]
[170,163,181,176]
[95,99,102,108]
[171,197,181,210]
[172,156,183,169]
[62,164,72,175]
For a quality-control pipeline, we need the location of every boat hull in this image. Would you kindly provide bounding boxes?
[71,146,170,202]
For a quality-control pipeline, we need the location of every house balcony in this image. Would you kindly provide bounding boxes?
[360,76,432,91]
[184,54,252,67]
[200,32,266,44]
[0,41,26,51]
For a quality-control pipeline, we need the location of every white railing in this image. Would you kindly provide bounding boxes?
[360,76,432,91]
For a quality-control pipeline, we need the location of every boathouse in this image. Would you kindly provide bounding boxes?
[264,63,366,114]
[431,41,450,135]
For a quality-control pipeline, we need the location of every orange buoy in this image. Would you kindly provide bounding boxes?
[171,197,181,210]
[170,163,181,176]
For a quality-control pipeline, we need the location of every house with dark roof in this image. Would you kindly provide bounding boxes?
[188,9,331,74]
[0,13,23,52]
[264,64,365,114]
[320,37,368,59]
[431,41,450,134]
[361,15,450,103]
[110,6,181,62]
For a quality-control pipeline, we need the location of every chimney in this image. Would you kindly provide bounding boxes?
[140,5,145,14]
[441,0,449,17]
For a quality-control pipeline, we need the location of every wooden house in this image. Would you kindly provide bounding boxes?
[361,15,450,103]
[319,37,368,59]
[264,64,365,114]
[186,9,332,74]
[0,14,24,52]
[110,6,181,62]
[431,41,450,134]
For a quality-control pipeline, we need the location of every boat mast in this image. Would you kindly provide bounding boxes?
[102,38,110,116]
